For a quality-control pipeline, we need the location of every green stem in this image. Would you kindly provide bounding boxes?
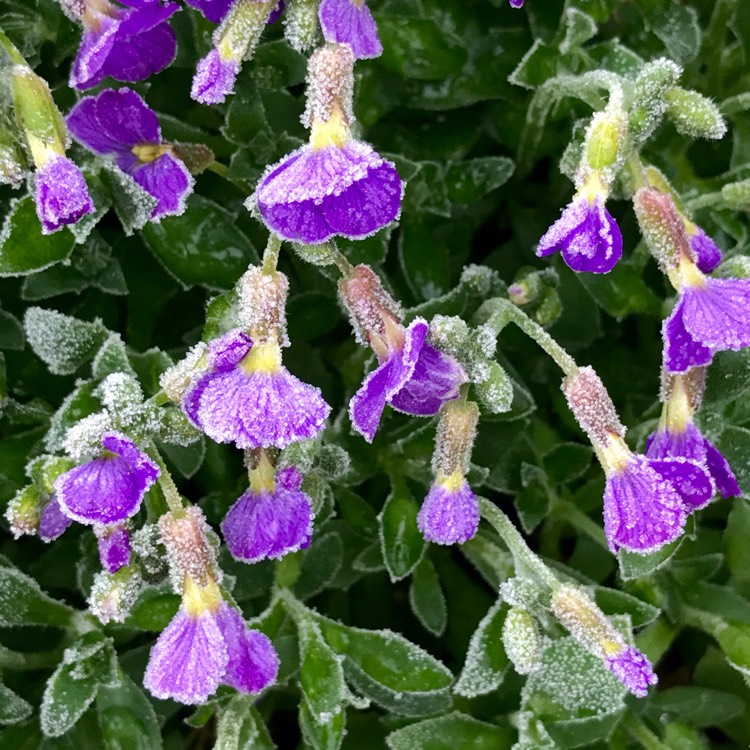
[625,151,648,192]
[331,245,354,277]
[0,30,26,65]
[147,444,184,515]
[262,233,282,274]
[685,191,724,211]
[621,711,668,750]
[478,498,558,590]
[206,160,230,178]
[556,501,608,549]
[476,298,578,378]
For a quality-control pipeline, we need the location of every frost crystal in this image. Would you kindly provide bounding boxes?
[302,43,356,128]
[63,412,113,461]
[284,0,320,53]
[160,342,207,403]
[88,566,143,624]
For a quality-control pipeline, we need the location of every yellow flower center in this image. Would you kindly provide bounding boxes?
[131,143,172,163]
[249,451,276,493]
[579,172,607,204]
[597,434,632,475]
[437,470,464,492]
[310,107,350,150]
[182,575,222,618]
[240,341,282,375]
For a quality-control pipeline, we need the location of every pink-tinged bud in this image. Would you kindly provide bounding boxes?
[302,42,356,129]
[338,264,402,345]
[88,565,143,624]
[633,188,693,272]
[159,507,218,589]
[432,400,479,478]
[562,366,625,447]
[238,266,290,345]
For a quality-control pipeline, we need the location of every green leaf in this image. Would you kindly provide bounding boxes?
[642,0,700,65]
[299,619,346,724]
[96,672,161,750]
[386,712,512,750]
[141,195,258,290]
[299,699,346,750]
[296,530,345,600]
[725,499,750,586]
[24,307,108,376]
[45,380,101,452]
[99,164,157,236]
[316,614,453,716]
[215,696,275,750]
[444,157,515,205]
[91,334,136,380]
[576,262,663,318]
[647,686,745,727]
[703,349,750,405]
[717,427,750,492]
[0,559,73,628]
[40,631,118,738]
[0,307,24,350]
[378,482,426,581]
[409,557,447,637]
[0,196,76,276]
[542,443,592,484]
[618,531,686,581]
[0,681,32,725]
[454,600,509,698]
[126,590,180,632]
[593,587,660,628]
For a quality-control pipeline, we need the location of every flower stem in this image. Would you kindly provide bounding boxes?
[206,160,230,178]
[478,497,558,590]
[621,711,669,750]
[147,445,184,515]
[262,233,282,274]
[476,298,578,378]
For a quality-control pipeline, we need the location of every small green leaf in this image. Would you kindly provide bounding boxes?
[96,672,161,750]
[299,619,346,724]
[409,557,447,637]
[379,482,426,581]
[299,699,346,750]
[0,559,73,628]
[215,695,275,750]
[386,712,512,750]
[0,681,32,726]
[445,157,515,204]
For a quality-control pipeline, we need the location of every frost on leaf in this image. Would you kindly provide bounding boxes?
[0,681,33,725]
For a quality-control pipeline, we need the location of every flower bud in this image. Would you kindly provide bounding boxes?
[632,187,692,272]
[629,58,682,144]
[238,265,290,345]
[429,315,470,355]
[664,87,727,141]
[502,607,543,675]
[475,361,513,415]
[171,142,215,175]
[584,107,627,173]
[284,0,319,53]
[216,0,279,63]
[159,507,219,590]
[722,179,750,212]
[5,485,41,538]
[88,565,143,624]
[0,140,27,188]
[96,524,131,573]
[28,454,75,496]
[432,400,479,479]
[302,43,356,133]
[131,524,169,584]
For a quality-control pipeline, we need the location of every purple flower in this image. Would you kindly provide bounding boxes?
[70,0,179,90]
[184,329,330,449]
[96,524,131,573]
[417,476,478,545]
[34,156,95,234]
[349,318,465,442]
[647,422,740,500]
[55,432,159,525]
[222,466,313,563]
[67,87,193,219]
[39,496,74,542]
[605,646,658,698]
[191,49,241,105]
[184,0,234,23]
[686,223,722,274]
[662,274,750,374]
[253,139,402,245]
[318,0,382,59]
[144,590,279,704]
[603,451,714,553]
[537,193,622,274]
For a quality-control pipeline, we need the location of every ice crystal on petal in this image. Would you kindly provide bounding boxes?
[63,413,114,461]
[417,479,479,546]
[318,0,382,60]
[605,647,657,698]
[34,156,95,234]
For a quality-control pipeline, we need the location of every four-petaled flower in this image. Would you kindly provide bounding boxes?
[318,0,383,59]
[417,474,479,546]
[34,156,95,234]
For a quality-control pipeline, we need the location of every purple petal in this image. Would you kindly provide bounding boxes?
[97,525,131,573]
[191,49,240,104]
[662,297,713,374]
[646,423,705,463]
[38,495,73,542]
[277,465,303,490]
[704,437,741,498]
[648,457,714,512]
[255,141,402,244]
[55,432,159,525]
[131,152,194,219]
[144,609,227,704]
[689,226,722,274]
[70,14,120,89]
[603,455,686,553]
[67,87,161,156]
[349,358,399,443]
[605,647,657,698]
[509,0,524,6]
[185,0,234,23]
[102,20,177,82]
[221,485,314,563]
[34,156,95,234]
[267,0,284,24]
[215,604,279,693]
[417,479,479,545]
[537,196,622,274]
[207,329,254,371]
[681,278,750,355]
[319,0,383,59]
[187,366,330,449]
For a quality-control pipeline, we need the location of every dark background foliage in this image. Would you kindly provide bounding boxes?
[1,0,750,747]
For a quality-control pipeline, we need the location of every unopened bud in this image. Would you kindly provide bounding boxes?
[432,400,479,479]
[131,524,169,584]
[88,565,143,624]
[171,143,215,175]
[475,362,513,415]
[502,607,543,675]
[0,141,27,188]
[633,187,692,271]
[96,524,131,574]
[215,0,278,63]
[159,507,219,590]
[534,289,562,327]
[550,584,620,657]
[284,0,319,53]
[721,179,750,212]
[160,342,208,403]
[429,315,470,355]
[629,58,682,145]
[5,485,41,538]
[664,87,727,140]
[562,366,624,446]
[238,265,289,345]
[339,264,402,345]
[302,43,355,129]
[27,454,74,495]
[585,107,627,172]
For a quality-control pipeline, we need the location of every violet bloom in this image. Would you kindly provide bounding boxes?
[662,267,750,374]
[222,466,313,563]
[184,329,330,449]
[647,422,740,500]
[349,318,465,442]
[417,476,478,546]
[96,524,131,573]
[55,432,159,525]
[319,0,382,59]
[190,49,241,104]
[67,87,193,219]
[605,646,658,698]
[537,193,622,274]
[39,496,74,542]
[34,156,95,234]
[686,222,722,273]
[144,583,279,704]
[509,0,524,6]
[70,0,179,90]
[184,0,234,23]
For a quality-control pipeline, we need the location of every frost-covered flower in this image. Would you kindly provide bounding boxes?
[318,0,382,59]
[34,156,95,234]
[509,0,524,6]
[96,524,131,573]
[537,182,622,274]
[685,221,722,273]
[184,0,234,22]
[662,260,750,374]
[144,576,279,703]
[55,432,159,525]
[605,646,658,698]
[418,476,478,546]
[67,87,193,219]
[222,463,313,563]
[184,329,330,449]
[69,0,179,90]
[252,43,402,244]
[190,49,241,104]
[39,496,74,542]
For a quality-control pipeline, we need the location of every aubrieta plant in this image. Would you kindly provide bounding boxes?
[2,1,750,748]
